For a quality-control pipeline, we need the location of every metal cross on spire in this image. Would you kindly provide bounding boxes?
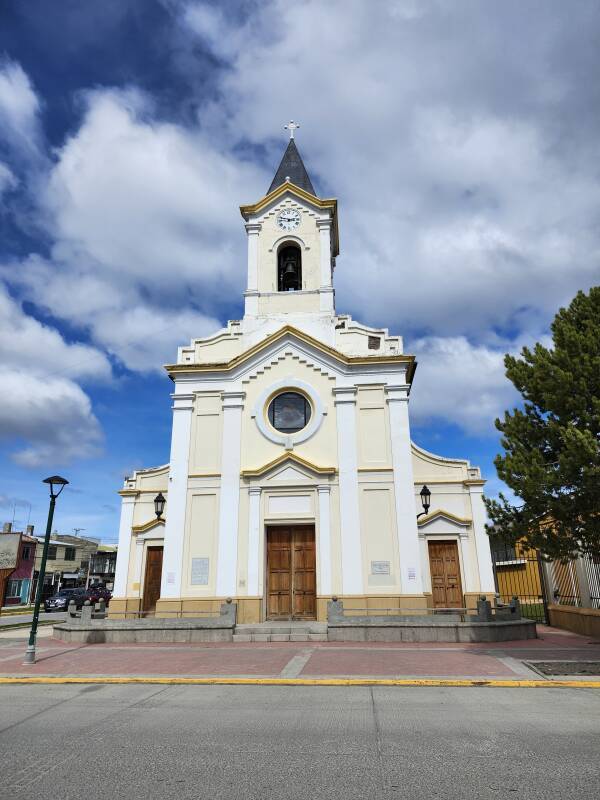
[284,120,300,139]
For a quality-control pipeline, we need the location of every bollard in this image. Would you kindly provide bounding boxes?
[80,600,93,624]
[67,600,77,618]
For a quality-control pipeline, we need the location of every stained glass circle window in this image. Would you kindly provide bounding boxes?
[267,392,312,433]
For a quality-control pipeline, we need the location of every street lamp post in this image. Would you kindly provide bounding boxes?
[23,475,69,665]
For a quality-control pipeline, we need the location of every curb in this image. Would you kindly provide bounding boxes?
[0,676,599,688]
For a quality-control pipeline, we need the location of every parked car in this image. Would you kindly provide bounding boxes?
[85,586,112,605]
[44,588,87,612]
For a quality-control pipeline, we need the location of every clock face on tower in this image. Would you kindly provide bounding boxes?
[276,208,301,231]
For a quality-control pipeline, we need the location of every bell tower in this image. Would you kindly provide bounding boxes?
[240,123,339,320]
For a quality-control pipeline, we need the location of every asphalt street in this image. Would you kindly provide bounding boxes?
[0,684,598,799]
[0,612,66,628]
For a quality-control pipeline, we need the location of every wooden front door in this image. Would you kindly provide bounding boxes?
[267,526,316,620]
[142,546,163,615]
[428,540,463,608]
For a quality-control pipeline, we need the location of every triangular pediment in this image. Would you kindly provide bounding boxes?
[132,518,165,537]
[417,509,471,534]
[241,453,336,480]
[270,466,313,483]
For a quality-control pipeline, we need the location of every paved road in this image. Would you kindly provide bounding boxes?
[0,684,598,799]
[0,611,66,628]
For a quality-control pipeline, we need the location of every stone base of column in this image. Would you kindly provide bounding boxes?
[107,597,141,620]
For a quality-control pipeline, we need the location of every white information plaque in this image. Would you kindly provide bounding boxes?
[371,560,390,575]
[191,557,210,586]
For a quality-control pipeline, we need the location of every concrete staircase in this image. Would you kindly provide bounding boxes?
[233,622,328,643]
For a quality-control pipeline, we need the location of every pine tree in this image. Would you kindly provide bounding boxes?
[485,287,600,559]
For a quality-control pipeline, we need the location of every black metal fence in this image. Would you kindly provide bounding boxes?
[490,540,548,624]
[582,556,600,610]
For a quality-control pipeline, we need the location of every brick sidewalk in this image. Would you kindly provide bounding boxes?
[0,625,598,681]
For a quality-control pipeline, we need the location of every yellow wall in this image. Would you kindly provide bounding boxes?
[239,354,338,472]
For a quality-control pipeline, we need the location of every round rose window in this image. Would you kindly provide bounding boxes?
[267,392,312,433]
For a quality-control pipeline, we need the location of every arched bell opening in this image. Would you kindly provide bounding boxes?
[277,243,302,292]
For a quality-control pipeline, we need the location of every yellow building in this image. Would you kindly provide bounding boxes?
[111,134,495,623]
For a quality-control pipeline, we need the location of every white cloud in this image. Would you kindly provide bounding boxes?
[0,286,109,466]
[0,162,17,197]
[0,58,43,158]
[409,335,518,434]
[179,0,600,340]
[1,87,262,370]
[0,369,102,467]
[3,0,600,455]
[0,285,112,381]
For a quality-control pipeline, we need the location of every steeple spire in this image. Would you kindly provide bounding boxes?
[268,123,316,196]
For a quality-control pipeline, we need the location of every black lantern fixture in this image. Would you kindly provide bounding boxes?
[417,484,431,519]
[24,475,69,665]
[43,475,69,499]
[154,492,166,520]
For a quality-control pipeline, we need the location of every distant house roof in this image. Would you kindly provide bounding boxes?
[267,139,317,196]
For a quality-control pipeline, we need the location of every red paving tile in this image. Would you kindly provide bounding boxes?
[0,625,598,678]
[0,642,295,676]
[300,649,515,677]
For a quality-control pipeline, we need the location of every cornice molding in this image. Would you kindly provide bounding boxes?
[165,325,416,379]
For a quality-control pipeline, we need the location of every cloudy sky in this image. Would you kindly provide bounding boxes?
[0,0,598,543]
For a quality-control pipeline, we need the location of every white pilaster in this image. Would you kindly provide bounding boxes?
[333,387,363,594]
[244,222,261,316]
[385,385,424,593]
[113,495,136,597]
[134,537,144,594]
[215,391,245,597]
[317,485,332,596]
[468,483,495,593]
[317,218,334,312]
[245,222,261,291]
[316,219,332,288]
[160,392,194,598]
[247,487,262,596]
[458,532,477,593]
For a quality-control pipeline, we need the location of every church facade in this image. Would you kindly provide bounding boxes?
[111,135,495,623]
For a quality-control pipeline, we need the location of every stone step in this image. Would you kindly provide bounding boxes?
[232,632,329,643]
[235,624,327,636]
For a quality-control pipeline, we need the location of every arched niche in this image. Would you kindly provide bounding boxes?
[277,242,302,292]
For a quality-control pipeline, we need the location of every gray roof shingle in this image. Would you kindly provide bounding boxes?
[268,139,317,196]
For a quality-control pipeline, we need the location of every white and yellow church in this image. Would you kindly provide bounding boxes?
[111,131,495,623]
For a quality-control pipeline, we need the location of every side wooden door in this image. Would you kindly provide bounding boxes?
[267,526,316,620]
[292,526,316,619]
[142,546,163,615]
[266,528,293,619]
[428,541,463,608]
